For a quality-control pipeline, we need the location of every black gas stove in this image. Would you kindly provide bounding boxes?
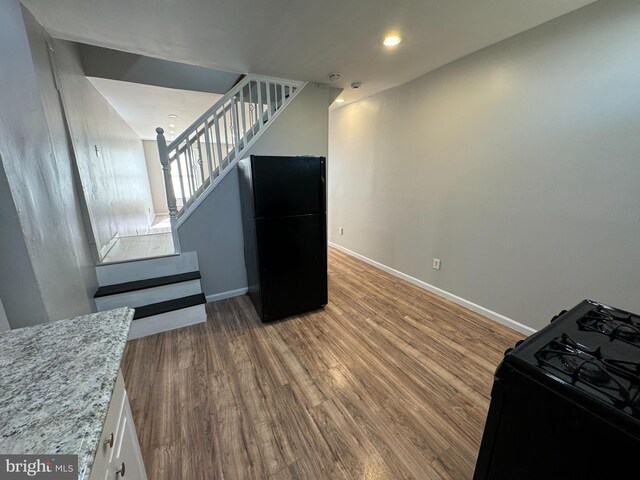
[474,300,640,480]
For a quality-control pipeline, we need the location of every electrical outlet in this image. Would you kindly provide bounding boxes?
[339,227,344,235]
[433,258,441,270]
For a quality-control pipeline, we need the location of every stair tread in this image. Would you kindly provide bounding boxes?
[95,271,201,298]
[133,293,206,320]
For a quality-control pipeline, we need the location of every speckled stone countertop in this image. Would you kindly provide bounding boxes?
[0,308,133,480]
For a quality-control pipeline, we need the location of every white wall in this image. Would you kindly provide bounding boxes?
[178,83,330,298]
[142,140,169,215]
[329,0,640,331]
[52,39,155,257]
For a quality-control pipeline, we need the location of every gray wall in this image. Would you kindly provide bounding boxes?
[24,10,99,317]
[79,44,240,95]
[0,153,47,326]
[0,2,96,328]
[178,83,330,297]
[178,168,247,297]
[52,39,155,257]
[328,0,640,331]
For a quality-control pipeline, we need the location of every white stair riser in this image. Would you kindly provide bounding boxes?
[96,252,198,286]
[95,280,203,311]
[128,304,207,340]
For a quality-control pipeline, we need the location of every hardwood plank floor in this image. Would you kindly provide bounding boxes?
[122,248,524,479]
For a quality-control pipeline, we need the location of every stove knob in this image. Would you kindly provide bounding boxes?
[550,310,568,323]
[504,347,514,356]
[515,340,524,347]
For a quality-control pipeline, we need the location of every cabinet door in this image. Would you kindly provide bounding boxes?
[111,395,147,480]
[89,373,126,480]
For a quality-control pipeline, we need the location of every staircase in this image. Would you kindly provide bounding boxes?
[94,75,305,339]
[156,74,306,244]
[95,252,206,339]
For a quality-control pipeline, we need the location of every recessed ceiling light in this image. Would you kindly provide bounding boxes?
[170,131,175,134]
[168,123,176,128]
[383,35,402,47]
[168,114,178,118]
[335,98,345,103]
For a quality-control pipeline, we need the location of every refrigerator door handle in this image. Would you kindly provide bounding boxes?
[320,157,326,214]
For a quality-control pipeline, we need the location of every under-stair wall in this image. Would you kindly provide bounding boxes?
[177,83,331,300]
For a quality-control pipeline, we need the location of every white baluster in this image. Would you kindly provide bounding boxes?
[195,129,205,189]
[214,113,223,173]
[175,149,187,209]
[203,121,214,184]
[231,96,241,156]
[266,82,272,122]
[239,87,247,146]
[257,81,264,130]
[221,103,230,166]
[185,142,196,200]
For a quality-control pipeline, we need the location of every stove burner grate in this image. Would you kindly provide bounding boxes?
[534,334,640,414]
[578,306,640,347]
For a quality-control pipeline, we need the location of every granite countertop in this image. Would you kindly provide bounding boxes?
[0,308,134,480]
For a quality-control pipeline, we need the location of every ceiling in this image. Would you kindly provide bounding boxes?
[25,0,597,106]
[88,78,222,141]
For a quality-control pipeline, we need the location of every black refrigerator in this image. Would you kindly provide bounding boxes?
[238,155,328,322]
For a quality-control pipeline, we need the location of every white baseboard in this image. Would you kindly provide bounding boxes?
[206,287,248,303]
[128,304,206,340]
[329,242,536,336]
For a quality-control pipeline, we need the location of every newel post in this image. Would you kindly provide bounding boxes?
[156,127,180,252]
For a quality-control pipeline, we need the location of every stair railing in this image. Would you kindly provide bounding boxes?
[156,75,305,252]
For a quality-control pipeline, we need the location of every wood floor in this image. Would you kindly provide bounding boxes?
[122,248,524,479]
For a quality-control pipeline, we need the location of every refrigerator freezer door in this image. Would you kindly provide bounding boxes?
[251,156,326,218]
[256,214,327,321]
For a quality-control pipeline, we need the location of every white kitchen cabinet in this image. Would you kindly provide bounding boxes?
[90,371,147,480]
[109,396,147,479]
